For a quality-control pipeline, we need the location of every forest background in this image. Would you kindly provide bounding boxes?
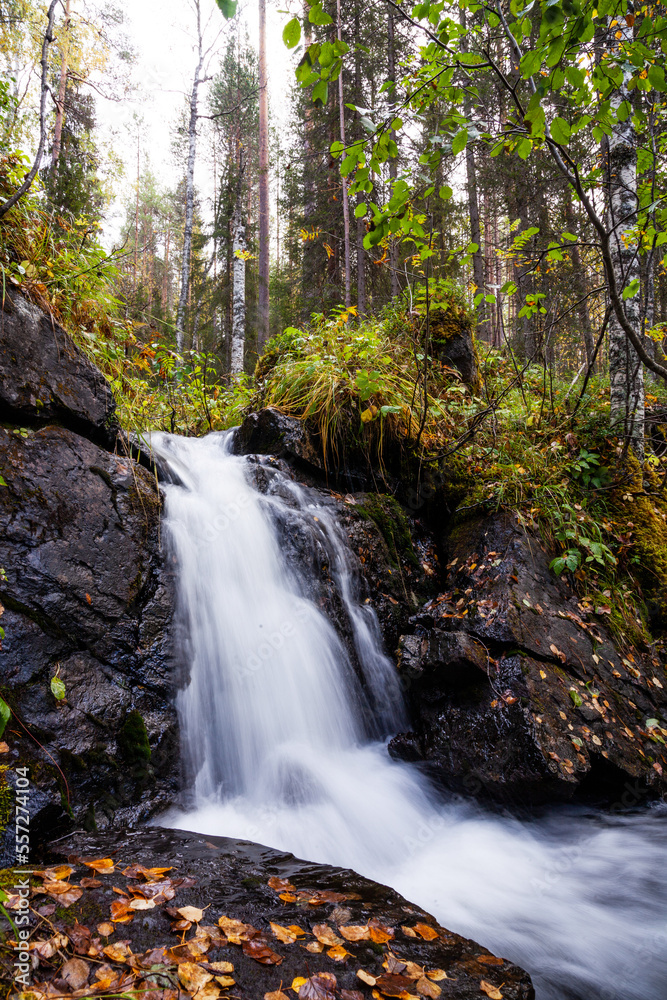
[2,0,667,649]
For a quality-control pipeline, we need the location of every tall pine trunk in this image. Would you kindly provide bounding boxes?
[257,0,270,351]
[387,11,399,299]
[354,3,366,317]
[607,13,644,457]
[176,0,205,354]
[337,0,351,308]
[51,0,71,172]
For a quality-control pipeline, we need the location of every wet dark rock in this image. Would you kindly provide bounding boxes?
[235,407,325,474]
[0,291,117,445]
[33,826,534,1000]
[389,511,667,805]
[0,426,178,858]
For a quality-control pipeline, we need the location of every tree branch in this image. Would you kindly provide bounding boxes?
[0,0,59,219]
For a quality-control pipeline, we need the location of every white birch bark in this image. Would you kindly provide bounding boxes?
[607,13,644,458]
[230,210,246,375]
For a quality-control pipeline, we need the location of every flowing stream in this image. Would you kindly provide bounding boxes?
[150,431,667,1000]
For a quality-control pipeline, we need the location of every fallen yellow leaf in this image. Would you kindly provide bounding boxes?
[312,923,343,947]
[357,969,377,986]
[480,981,504,999]
[83,858,115,873]
[415,976,441,998]
[178,961,213,993]
[412,923,439,941]
[339,924,370,942]
[178,905,204,923]
[270,921,297,944]
[327,944,352,961]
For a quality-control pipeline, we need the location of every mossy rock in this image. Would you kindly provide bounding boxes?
[117,710,151,765]
[356,494,419,567]
[0,767,13,836]
[613,461,667,629]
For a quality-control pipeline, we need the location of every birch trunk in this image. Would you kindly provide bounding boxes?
[176,0,205,355]
[607,13,644,457]
[231,208,246,374]
[257,0,270,351]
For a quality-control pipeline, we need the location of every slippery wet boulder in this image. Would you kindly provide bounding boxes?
[235,408,326,476]
[0,426,178,852]
[0,293,177,859]
[2,825,534,1000]
[0,291,116,445]
[389,511,667,805]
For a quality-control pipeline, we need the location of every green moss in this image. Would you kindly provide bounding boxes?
[118,710,151,764]
[357,494,418,567]
[0,767,13,835]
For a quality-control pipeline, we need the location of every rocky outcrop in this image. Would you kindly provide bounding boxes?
[235,408,325,475]
[6,825,533,1000]
[389,511,667,804]
[0,291,116,444]
[0,296,177,860]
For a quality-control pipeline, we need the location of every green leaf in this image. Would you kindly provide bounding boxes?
[648,64,667,91]
[0,697,9,739]
[622,278,640,300]
[214,0,238,18]
[312,80,328,105]
[354,202,367,218]
[517,136,532,159]
[309,2,333,26]
[0,475,6,486]
[550,116,571,144]
[546,36,566,67]
[569,688,583,707]
[282,17,301,49]
[439,185,453,200]
[519,49,541,78]
[451,128,468,155]
[51,676,66,701]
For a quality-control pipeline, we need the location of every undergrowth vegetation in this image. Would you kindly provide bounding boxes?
[3,172,667,650]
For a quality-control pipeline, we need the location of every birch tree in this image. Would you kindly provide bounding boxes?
[607,12,643,455]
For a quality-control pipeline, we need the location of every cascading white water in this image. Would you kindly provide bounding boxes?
[151,431,667,1000]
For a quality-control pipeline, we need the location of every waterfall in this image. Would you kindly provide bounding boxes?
[151,431,667,1000]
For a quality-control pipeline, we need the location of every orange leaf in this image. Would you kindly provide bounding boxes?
[268,877,295,891]
[412,923,439,941]
[327,944,352,962]
[83,858,115,873]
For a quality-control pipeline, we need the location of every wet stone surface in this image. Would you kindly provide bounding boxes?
[0,826,534,999]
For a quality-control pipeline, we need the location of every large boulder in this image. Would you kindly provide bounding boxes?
[235,408,325,474]
[0,426,177,856]
[0,291,117,444]
[389,511,667,804]
[7,825,533,1000]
